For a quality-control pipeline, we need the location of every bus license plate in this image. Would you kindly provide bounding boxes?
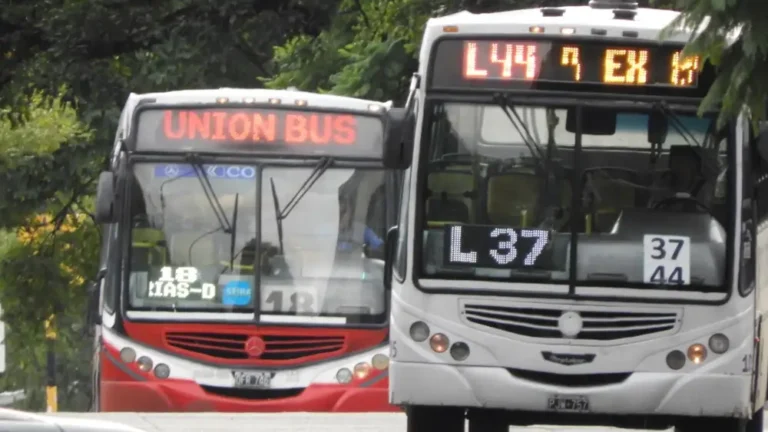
[233,371,272,389]
[547,395,590,413]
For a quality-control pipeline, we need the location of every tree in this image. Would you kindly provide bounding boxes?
[0,0,349,411]
[264,0,610,102]
[670,0,767,126]
[0,0,345,226]
[0,212,99,411]
[0,87,98,410]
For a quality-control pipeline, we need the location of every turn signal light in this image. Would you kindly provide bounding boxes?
[429,333,449,353]
[687,344,707,364]
[136,356,153,372]
[353,362,372,380]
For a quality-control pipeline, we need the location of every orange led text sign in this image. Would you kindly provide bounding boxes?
[429,39,709,96]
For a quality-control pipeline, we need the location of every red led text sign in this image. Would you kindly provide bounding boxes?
[133,108,384,158]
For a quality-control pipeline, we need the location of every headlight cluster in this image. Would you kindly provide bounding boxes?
[335,353,390,384]
[665,333,730,370]
[120,347,171,379]
[410,321,471,361]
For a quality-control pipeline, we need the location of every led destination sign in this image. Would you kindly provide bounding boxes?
[430,39,714,96]
[133,107,385,158]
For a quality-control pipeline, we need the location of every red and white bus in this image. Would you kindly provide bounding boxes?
[87,88,403,412]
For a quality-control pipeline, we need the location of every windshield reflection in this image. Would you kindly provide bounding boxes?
[127,163,389,324]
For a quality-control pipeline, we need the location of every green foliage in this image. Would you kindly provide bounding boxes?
[670,0,768,127]
[0,213,100,411]
[0,88,92,158]
[264,0,597,102]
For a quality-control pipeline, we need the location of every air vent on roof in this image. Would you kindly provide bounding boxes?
[613,9,637,19]
[541,7,565,17]
[588,0,638,9]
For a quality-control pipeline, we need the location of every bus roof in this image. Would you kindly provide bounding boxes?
[426,7,685,39]
[419,5,739,80]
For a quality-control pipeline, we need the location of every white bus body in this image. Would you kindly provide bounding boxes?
[386,2,768,431]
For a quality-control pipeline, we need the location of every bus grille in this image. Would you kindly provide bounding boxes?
[461,302,680,342]
[165,332,345,361]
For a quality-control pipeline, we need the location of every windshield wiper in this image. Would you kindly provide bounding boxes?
[188,155,233,234]
[494,94,546,168]
[654,102,702,148]
[229,193,239,269]
[270,157,334,255]
[654,102,720,177]
[270,178,285,255]
[184,155,235,266]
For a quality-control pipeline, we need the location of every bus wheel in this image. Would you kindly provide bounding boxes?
[468,415,507,432]
[405,405,464,432]
[675,410,763,432]
[745,408,764,432]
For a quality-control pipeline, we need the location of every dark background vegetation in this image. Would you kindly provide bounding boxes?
[0,0,759,411]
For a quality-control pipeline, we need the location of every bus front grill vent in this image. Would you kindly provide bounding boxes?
[165,332,346,361]
[461,302,680,342]
[507,369,632,387]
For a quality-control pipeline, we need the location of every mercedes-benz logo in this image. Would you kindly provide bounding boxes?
[164,164,180,177]
[558,311,583,339]
[244,336,266,358]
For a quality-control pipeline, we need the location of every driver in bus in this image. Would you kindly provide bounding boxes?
[336,197,385,257]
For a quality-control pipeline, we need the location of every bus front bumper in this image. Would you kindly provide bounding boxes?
[100,378,397,412]
[389,360,753,418]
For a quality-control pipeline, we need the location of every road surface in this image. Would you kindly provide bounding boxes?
[46,413,687,432]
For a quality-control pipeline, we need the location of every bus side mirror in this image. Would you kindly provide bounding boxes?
[383,108,414,170]
[755,125,768,163]
[95,171,116,224]
[85,270,105,332]
[383,226,399,291]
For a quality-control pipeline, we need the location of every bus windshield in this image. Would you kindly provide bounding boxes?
[127,162,388,324]
[420,101,731,294]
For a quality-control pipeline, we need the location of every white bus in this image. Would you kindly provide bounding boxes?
[382,1,768,431]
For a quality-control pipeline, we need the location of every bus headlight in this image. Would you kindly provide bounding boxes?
[336,368,353,384]
[353,362,372,380]
[666,350,686,370]
[153,363,170,379]
[137,356,153,372]
[409,321,430,342]
[708,333,729,354]
[687,344,707,364]
[120,347,136,363]
[450,342,470,361]
[429,333,449,353]
[372,354,389,370]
